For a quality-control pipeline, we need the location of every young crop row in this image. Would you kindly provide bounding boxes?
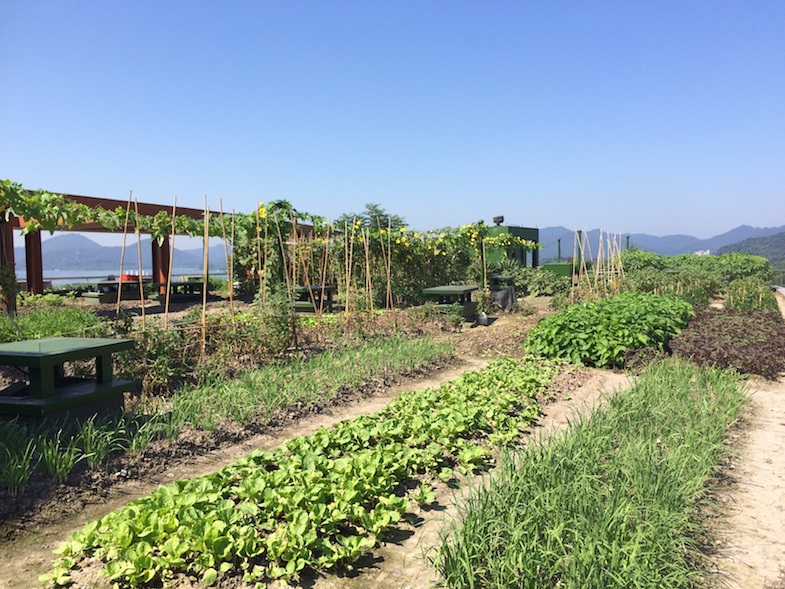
[525,291,694,367]
[43,356,559,587]
[436,358,746,588]
[0,335,452,496]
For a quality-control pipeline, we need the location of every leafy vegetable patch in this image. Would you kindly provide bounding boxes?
[524,292,694,367]
[43,357,558,588]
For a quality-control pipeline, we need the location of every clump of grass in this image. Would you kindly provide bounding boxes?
[436,358,746,588]
[38,429,85,484]
[0,307,107,342]
[161,334,453,430]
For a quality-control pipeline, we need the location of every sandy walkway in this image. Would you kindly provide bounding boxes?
[709,293,785,589]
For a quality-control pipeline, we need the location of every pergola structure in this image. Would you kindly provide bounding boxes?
[0,192,216,295]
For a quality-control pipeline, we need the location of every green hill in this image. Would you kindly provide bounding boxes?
[716,231,785,266]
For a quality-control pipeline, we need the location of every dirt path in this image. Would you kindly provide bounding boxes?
[709,293,785,589]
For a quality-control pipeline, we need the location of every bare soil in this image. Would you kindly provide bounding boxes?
[707,292,785,589]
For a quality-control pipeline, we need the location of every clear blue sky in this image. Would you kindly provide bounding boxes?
[2,1,783,240]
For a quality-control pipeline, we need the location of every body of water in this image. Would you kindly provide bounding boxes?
[16,268,226,287]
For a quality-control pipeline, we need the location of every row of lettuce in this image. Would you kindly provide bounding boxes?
[43,357,558,587]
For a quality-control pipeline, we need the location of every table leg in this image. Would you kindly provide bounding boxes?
[28,366,56,399]
[96,354,113,384]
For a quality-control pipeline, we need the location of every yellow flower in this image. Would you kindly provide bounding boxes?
[399,227,406,233]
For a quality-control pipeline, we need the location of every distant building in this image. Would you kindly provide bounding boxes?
[694,250,711,256]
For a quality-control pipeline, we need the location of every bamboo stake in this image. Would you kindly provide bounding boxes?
[201,196,209,360]
[344,221,350,319]
[219,201,237,338]
[273,214,297,350]
[363,228,373,313]
[347,219,357,319]
[294,215,316,312]
[255,202,263,302]
[262,207,268,306]
[164,198,177,329]
[133,198,146,328]
[289,213,299,300]
[387,219,393,309]
[376,219,391,310]
[319,224,330,319]
[116,192,133,316]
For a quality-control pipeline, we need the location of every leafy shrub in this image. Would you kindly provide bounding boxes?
[620,252,773,307]
[725,278,778,312]
[116,323,194,396]
[487,261,570,297]
[670,308,785,379]
[515,267,570,296]
[17,292,67,307]
[620,248,664,273]
[714,252,772,284]
[525,292,694,367]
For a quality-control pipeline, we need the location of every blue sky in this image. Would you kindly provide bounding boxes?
[2,1,784,241]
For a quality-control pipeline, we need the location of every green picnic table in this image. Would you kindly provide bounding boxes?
[422,285,479,319]
[150,279,206,302]
[294,285,337,312]
[0,337,135,417]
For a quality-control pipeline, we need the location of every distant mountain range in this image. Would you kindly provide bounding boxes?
[14,234,228,272]
[536,224,785,261]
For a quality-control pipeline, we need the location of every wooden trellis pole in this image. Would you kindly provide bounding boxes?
[200,196,209,359]
[274,214,297,350]
[164,198,177,329]
[255,202,264,303]
[376,219,393,310]
[116,192,133,316]
[133,198,146,327]
[219,201,236,338]
[363,228,373,313]
[319,224,331,319]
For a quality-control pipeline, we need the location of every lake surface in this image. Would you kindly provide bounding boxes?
[16,268,226,287]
